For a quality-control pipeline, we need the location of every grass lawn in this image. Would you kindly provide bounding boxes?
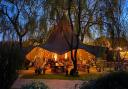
[21,73,106,81]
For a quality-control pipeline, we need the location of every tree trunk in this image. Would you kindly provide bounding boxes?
[73,58,77,72]
[19,36,23,48]
[70,50,78,76]
[81,34,84,43]
[67,0,81,76]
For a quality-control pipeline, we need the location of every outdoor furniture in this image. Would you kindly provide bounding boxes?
[55,66,65,73]
[50,62,65,73]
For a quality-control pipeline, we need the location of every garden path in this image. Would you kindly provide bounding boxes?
[11,79,85,89]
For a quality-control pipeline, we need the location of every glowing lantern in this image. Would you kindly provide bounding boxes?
[54,53,57,61]
[65,53,68,59]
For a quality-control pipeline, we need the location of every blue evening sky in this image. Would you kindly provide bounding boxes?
[0,0,128,41]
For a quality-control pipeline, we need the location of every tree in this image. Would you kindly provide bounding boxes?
[95,0,128,70]
[96,0,127,48]
[0,0,37,48]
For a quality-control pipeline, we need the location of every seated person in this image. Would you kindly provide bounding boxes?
[35,67,42,75]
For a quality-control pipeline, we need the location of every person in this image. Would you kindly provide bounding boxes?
[34,57,42,75]
[24,60,30,70]
[86,60,91,73]
[86,64,90,73]
[92,58,96,66]
[42,59,47,74]
[43,65,46,74]
[38,66,42,75]
[65,63,68,76]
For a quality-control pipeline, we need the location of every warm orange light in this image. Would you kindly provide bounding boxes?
[65,53,68,59]
[54,53,57,61]
[26,47,95,62]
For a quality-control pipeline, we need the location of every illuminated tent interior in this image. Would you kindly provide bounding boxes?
[26,47,95,70]
[26,47,95,62]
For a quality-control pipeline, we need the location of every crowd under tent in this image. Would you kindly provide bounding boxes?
[26,47,95,64]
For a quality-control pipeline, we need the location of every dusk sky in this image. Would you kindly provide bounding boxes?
[0,0,128,41]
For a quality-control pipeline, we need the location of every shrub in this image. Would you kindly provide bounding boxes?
[80,72,128,89]
[21,81,48,89]
[0,42,24,89]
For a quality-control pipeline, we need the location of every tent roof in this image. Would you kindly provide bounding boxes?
[42,25,77,54]
[42,15,77,54]
[41,15,105,57]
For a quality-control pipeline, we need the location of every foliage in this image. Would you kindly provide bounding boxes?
[94,36,111,48]
[21,81,48,89]
[103,0,127,47]
[80,72,128,89]
[0,42,24,89]
[113,38,128,48]
[0,0,38,47]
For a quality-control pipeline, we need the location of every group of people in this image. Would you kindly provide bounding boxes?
[28,57,47,75]
[29,57,70,75]
[47,59,69,73]
[28,57,98,75]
